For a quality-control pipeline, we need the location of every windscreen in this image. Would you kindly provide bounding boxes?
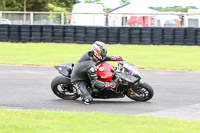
[119,61,140,77]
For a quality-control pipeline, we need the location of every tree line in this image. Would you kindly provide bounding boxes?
[0,0,130,12]
[0,0,79,12]
[149,6,198,12]
[1,0,196,12]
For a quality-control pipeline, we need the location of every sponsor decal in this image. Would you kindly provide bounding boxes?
[90,67,95,72]
[99,67,104,71]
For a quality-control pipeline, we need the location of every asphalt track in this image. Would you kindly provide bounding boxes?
[0,65,200,120]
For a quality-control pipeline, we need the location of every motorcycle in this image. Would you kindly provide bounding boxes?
[51,61,154,102]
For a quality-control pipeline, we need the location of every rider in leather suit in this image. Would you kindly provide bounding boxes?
[71,41,123,104]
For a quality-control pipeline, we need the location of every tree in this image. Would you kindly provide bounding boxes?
[119,0,130,5]
[2,0,7,10]
[48,3,67,12]
[83,0,109,11]
[50,0,77,12]
[149,6,198,12]
[1,0,48,11]
[0,0,78,12]
[84,0,92,3]
[84,0,102,4]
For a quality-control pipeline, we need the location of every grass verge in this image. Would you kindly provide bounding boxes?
[0,43,200,132]
[0,42,200,70]
[0,109,200,133]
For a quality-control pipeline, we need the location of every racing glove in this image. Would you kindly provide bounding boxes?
[105,81,117,88]
[110,56,123,61]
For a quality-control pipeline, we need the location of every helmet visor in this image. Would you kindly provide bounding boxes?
[100,51,107,60]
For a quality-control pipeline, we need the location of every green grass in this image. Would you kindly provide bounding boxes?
[0,109,199,133]
[0,42,200,70]
[0,43,200,132]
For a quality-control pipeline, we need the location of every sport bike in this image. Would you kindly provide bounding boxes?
[51,61,154,102]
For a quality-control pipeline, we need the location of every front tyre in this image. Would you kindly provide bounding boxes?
[51,76,80,100]
[126,82,154,101]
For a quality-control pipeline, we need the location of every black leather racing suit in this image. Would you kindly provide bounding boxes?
[71,51,121,103]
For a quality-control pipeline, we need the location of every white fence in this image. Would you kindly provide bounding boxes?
[0,11,200,27]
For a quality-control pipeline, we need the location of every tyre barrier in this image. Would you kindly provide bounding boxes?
[53,25,64,43]
[31,25,42,43]
[86,26,96,44]
[163,28,174,45]
[0,24,200,46]
[108,27,119,44]
[185,28,196,45]
[10,25,20,42]
[197,28,200,45]
[141,27,152,45]
[20,25,31,43]
[42,25,53,42]
[119,27,130,44]
[130,27,140,44]
[64,26,75,43]
[97,26,107,43]
[152,27,163,45]
[174,28,185,45]
[0,25,9,42]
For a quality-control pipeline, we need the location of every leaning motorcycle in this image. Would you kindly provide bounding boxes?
[51,61,154,102]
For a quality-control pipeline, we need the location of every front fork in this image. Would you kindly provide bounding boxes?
[128,80,143,96]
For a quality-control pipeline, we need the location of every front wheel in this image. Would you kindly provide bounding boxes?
[51,76,80,100]
[126,82,154,101]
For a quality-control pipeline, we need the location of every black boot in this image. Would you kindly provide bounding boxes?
[81,93,93,105]
[73,82,93,105]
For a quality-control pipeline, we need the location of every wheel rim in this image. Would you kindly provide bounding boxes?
[128,86,150,100]
[135,87,150,99]
[55,84,77,97]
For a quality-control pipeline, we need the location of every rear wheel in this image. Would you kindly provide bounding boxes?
[51,76,79,100]
[126,82,154,101]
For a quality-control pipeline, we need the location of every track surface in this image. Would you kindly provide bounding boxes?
[0,65,200,120]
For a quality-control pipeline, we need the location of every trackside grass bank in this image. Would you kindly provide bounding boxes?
[0,42,200,70]
[0,109,199,133]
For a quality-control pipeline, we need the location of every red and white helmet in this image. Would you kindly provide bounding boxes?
[92,41,107,61]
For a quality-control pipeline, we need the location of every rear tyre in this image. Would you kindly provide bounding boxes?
[126,82,154,101]
[51,76,80,100]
